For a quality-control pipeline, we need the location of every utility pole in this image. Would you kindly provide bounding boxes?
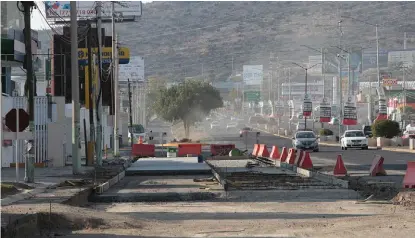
[128,78,133,147]
[70,1,81,174]
[95,1,103,166]
[269,52,273,115]
[112,2,120,157]
[402,32,407,127]
[87,22,95,165]
[376,24,380,87]
[22,1,35,182]
[338,20,343,139]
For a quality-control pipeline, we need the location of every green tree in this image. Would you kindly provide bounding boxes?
[154,80,223,137]
[372,119,401,138]
[146,76,167,119]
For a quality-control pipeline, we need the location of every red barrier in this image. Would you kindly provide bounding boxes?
[299,151,313,169]
[210,144,235,156]
[177,143,202,157]
[369,155,387,176]
[279,147,288,162]
[257,144,270,157]
[270,146,280,160]
[286,148,296,164]
[334,155,347,176]
[132,144,155,157]
[252,144,260,157]
[296,150,304,166]
[403,161,415,188]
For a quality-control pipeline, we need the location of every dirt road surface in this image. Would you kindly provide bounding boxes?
[48,193,414,238]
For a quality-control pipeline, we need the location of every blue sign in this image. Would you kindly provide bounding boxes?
[362,49,388,71]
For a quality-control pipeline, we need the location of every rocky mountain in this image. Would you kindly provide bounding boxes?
[40,1,415,82]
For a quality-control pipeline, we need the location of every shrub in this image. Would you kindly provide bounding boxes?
[319,128,334,136]
[372,119,400,138]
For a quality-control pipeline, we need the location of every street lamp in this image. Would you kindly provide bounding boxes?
[291,62,322,130]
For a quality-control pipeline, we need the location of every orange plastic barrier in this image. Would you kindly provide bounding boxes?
[286,148,296,164]
[210,144,235,156]
[257,144,270,157]
[403,161,415,188]
[252,144,260,157]
[369,155,387,176]
[279,147,288,162]
[296,150,304,166]
[177,143,202,156]
[270,146,280,160]
[333,155,347,176]
[132,144,155,157]
[298,151,313,169]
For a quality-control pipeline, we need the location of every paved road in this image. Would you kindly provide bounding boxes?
[206,128,412,176]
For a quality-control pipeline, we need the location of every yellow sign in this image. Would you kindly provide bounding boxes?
[383,78,398,86]
[78,47,130,65]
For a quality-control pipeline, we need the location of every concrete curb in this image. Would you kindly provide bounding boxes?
[94,160,131,194]
[274,160,349,189]
[1,188,47,206]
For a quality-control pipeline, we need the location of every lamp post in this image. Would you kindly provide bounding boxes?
[291,62,322,130]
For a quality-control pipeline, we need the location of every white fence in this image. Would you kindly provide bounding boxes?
[2,96,51,166]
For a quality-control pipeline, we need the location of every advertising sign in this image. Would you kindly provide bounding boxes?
[319,98,331,123]
[78,47,130,65]
[343,96,357,126]
[275,101,284,117]
[303,94,312,117]
[388,50,415,68]
[382,78,398,86]
[44,1,142,22]
[118,56,144,82]
[362,49,388,71]
[243,65,263,86]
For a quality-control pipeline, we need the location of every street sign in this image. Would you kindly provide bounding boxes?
[319,98,331,123]
[244,91,260,102]
[5,108,29,132]
[303,95,312,117]
[343,96,357,126]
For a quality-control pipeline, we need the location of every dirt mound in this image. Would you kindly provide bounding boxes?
[2,203,147,237]
[392,191,415,207]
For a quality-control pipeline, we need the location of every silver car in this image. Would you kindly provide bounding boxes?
[292,131,319,152]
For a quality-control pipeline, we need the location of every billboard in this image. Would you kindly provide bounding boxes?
[119,56,145,82]
[388,49,415,68]
[243,65,263,86]
[362,49,388,71]
[44,1,142,22]
[78,47,130,65]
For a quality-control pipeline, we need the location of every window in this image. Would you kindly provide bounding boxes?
[345,131,364,137]
[296,132,315,139]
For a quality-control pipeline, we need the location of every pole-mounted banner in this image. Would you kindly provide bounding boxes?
[303,94,312,117]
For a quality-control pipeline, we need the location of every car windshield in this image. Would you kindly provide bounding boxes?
[345,131,365,137]
[296,132,315,139]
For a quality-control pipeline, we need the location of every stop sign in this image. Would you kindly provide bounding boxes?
[5,108,30,132]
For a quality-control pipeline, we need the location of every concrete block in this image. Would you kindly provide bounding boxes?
[410,139,415,150]
[108,176,119,187]
[118,171,125,180]
[377,137,391,147]
[368,138,377,147]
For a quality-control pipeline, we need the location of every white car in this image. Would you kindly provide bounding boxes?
[341,130,368,150]
[210,121,220,130]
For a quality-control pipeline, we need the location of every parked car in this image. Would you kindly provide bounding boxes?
[340,130,368,150]
[239,127,252,137]
[292,131,319,152]
[226,122,238,131]
[210,121,220,130]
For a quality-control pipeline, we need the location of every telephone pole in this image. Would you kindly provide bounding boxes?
[95,1,104,166]
[112,1,120,157]
[71,1,81,174]
[87,22,95,165]
[22,1,35,182]
[128,78,133,147]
